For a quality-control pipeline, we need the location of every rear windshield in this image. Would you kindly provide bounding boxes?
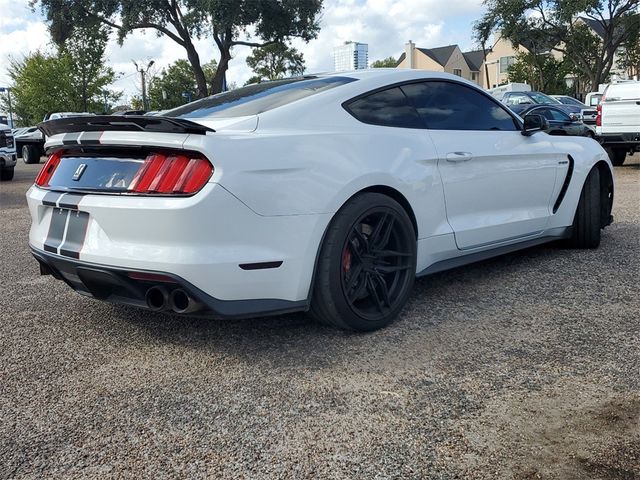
[165,76,357,119]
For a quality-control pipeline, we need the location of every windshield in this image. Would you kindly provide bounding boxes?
[557,96,584,106]
[166,76,357,119]
[529,92,561,104]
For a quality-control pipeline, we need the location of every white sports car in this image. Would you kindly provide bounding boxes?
[27,70,614,331]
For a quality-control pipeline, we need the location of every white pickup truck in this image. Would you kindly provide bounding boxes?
[0,122,16,181]
[596,81,640,166]
[14,112,94,164]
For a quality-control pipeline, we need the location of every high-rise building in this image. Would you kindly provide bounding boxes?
[333,42,368,72]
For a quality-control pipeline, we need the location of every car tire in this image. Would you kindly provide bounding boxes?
[22,144,40,164]
[605,147,627,166]
[567,167,601,249]
[0,167,14,181]
[310,192,417,331]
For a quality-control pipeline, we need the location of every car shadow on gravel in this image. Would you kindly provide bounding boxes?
[93,241,569,363]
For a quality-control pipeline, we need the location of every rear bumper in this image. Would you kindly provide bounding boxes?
[27,183,331,304]
[32,247,308,318]
[596,132,640,149]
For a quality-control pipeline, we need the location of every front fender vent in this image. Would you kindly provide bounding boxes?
[553,155,574,214]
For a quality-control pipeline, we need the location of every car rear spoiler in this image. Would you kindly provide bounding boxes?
[38,115,214,137]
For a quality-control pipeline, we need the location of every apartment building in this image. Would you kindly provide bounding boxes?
[397,16,635,90]
[397,38,524,89]
[333,42,369,72]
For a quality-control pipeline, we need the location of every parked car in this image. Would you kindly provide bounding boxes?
[502,91,583,117]
[487,82,531,101]
[550,95,585,108]
[0,122,16,181]
[596,81,640,166]
[551,95,598,125]
[15,112,94,164]
[521,105,595,137]
[28,70,614,331]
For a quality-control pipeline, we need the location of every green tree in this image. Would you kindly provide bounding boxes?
[245,43,304,83]
[148,59,217,110]
[475,0,640,90]
[60,25,119,112]
[370,57,397,68]
[2,52,71,126]
[618,32,640,78]
[507,52,573,93]
[1,25,119,126]
[33,0,323,96]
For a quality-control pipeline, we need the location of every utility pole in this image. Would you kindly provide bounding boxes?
[133,60,155,111]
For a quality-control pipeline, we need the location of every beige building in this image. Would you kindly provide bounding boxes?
[397,17,636,92]
[480,36,529,88]
[397,39,524,89]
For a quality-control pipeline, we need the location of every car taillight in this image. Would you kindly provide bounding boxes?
[35,150,213,195]
[35,150,63,186]
[596,103,602,127]
[129,153,213,194]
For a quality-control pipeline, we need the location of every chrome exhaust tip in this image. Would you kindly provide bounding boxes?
[168,288,202,314]
[146,286,169,311]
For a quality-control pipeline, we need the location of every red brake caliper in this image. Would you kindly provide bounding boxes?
[342,246,352,274]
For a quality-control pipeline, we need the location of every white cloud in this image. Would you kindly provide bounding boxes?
[0,1,51,87]
[0,0,485,101]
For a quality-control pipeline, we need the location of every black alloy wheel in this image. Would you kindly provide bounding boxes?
[341,209,414,321]
[311,192,417,331]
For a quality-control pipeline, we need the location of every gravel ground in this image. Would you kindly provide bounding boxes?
[1,155,638,479]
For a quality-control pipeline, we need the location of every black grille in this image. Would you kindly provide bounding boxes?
[0,130,11,148]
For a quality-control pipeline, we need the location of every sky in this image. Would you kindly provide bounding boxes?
[0,0,487,103]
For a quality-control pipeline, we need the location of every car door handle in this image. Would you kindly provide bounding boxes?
[446,152,473,163]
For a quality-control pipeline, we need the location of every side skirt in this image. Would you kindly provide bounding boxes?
[416,228,571,277]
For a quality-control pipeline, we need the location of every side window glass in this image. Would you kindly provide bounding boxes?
[346,87,423,128]
[549,109,570,121]
[401,81,519,131]
[535,108,555,121]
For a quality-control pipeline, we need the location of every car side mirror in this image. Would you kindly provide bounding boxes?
[522,114,549,136]
[569,113,581,122]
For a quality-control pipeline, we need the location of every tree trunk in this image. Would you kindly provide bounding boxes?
[184,39,208,98]
[481,42,491,88]
[211,49,231,94]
